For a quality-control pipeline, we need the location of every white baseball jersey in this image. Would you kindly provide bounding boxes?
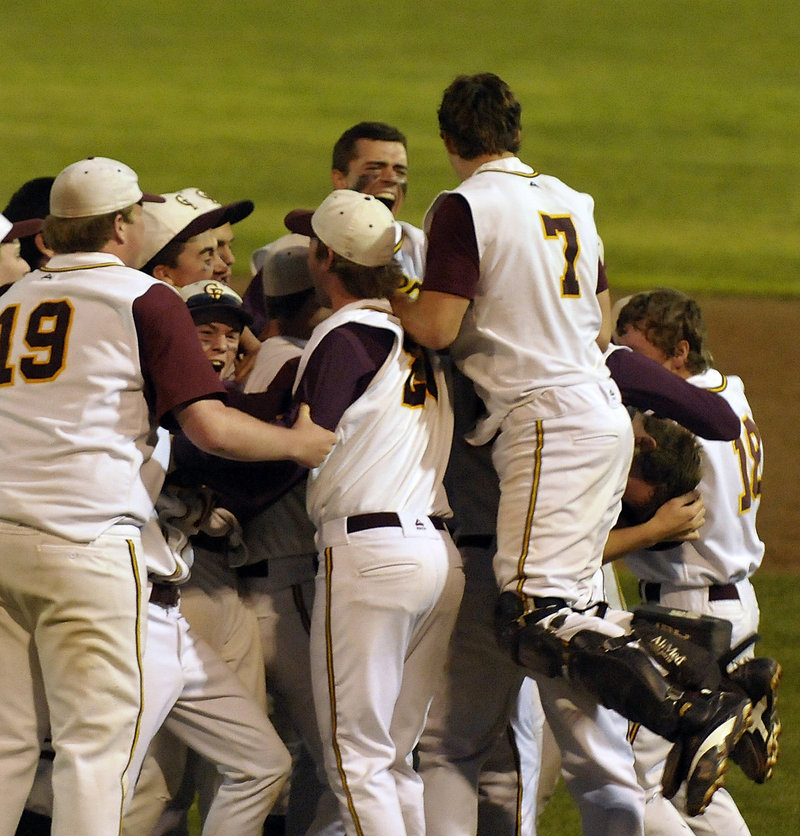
[294,299,452,527]
[426,157,609,444]
[626,368,764,586]
[396,219,426,285]
[244,334,307,396]
[0,253,223,543]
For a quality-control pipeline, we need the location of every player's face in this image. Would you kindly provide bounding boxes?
[164,230,217,288]
[120,203,146,267]
[0,240,31,283]
[212,222,235,285]
[616,324,671,368]
[332,139,408,216]
[623,474,656,509]
[194,318,241,379]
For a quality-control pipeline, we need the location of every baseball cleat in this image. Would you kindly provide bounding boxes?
[728,657,782,782]
[661,690,752,816]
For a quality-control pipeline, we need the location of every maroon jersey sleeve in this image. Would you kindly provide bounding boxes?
[292,323,395,431]
[606,347,740,441]
[422,194,480,299]
[133,283,226,428]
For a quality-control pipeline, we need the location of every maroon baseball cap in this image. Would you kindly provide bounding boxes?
[2,217,44,244]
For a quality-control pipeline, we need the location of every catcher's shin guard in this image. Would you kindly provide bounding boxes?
[566,630,713,741]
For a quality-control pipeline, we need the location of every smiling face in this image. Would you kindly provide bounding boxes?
[192,311,242,379]
[332,139,408,216]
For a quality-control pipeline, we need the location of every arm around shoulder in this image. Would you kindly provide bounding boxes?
[391,289,469,351]
[174,398,335,468]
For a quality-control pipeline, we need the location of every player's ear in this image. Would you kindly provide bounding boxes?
[151,263,173,284]
[672,339,690,370]
[331,169,348,190]
[34,232,54,259]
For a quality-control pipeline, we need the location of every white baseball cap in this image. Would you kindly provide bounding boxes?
[259,233,313,297]
[285,190,400,267]
[178,280,253,329]
[175,187,254,228]
[137,190,234,269]
[0,214,11,242]
[49,157,164,219]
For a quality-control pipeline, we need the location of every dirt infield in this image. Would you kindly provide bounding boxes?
[664,295,798,572]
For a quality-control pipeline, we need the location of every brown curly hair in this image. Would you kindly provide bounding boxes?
[615,289,713,375]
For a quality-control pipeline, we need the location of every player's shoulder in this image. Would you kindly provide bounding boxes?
[533,171,596,208]
[398,220,424,246]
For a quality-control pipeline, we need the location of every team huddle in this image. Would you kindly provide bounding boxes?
[0,73,780,836]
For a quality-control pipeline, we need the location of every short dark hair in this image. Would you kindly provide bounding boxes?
[332,122,407,174]
[42,204,137,254]
[313,237,403,300]
[616,289,713,375]
[626,413,702,524]
[438,73,521,160]
[141,239,185,276]
[3,176,55,270]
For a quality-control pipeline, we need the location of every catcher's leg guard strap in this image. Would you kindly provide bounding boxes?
[495,591,568,676]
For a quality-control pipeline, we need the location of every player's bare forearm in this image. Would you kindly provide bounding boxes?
[175,399,335,467]
[391,289,469,350]
[604,490,705,562]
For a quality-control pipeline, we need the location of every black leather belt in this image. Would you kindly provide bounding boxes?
[455,534,495,550]
[641,582,739,603]
[149,582,180,607]
[345,512,447,533]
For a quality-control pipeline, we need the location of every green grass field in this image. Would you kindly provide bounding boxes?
[3,3,796,834]
[2,1,799,296]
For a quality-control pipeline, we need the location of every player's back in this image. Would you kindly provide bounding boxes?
[444,158,608,425]
[299,300,452,526]
[0,255,164,541]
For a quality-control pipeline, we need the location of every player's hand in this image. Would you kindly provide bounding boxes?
[290,403,336,468]
[648,490,705,544]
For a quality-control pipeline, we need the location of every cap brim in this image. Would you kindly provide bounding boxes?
[141,192,166,204]
[176,206,231,242]
[218,200,254,226]
[186,298,254,329]
[3,217,44,243]
[284,209,314,238]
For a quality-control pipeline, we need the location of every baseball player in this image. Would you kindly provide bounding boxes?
[615,289,779,835]
[394,73,754,829]
[418,346,738,836]
[245,121,426,338]
[123,280,302,836]
[0,215,42,283]
[281,189,464,836]
[0,156,333,836]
